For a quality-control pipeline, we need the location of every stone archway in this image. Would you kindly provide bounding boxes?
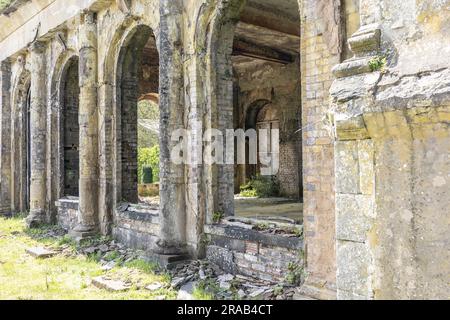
[201,0,303,216]
[115,24,159,204]
[11,65,31,214]
[49,52,80,226]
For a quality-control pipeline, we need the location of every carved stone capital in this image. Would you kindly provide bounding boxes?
[348,23,381,57]
[29,40,47,54]
[332,24,382,79]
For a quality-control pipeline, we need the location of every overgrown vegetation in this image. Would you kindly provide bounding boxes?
[212,211,224,224]
[0,0,13,11]
[369,55,387,72]
[0,216,175,300]
[193,279,218,300]
[239,175,280,198]
[138,145,160,183]
[137,99,160,184]
[285,262,304,286]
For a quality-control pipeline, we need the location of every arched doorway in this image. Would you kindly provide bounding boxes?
[11,70,31,214]
[115,25,160,205]
[60,57,80,197]
[208,0,303,222]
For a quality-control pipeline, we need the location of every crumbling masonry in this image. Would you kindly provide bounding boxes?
[0,0,449,299]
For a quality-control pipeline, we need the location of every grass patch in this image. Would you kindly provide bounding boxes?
[192,279,220,300]
[124,259,158,274]
[0,216,175,300]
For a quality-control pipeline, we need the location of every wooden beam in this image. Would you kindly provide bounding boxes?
[232,37,296,64]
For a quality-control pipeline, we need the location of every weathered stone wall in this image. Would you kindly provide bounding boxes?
[113,206,160,251]
[0,0,448,300]
[56,198,79,231]
[331,0,450,299]
[205,224,304,283]
[0,60,12,215]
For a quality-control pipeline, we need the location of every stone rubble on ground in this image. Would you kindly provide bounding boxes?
[28,226,304,300]
[167,260,302,300]
[91,276,131,292]
[146,282,163,291]
[25,247,56,259]
[177,281,197,300]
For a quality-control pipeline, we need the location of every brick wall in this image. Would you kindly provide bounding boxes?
[120,52,140,204]
[300,0,341,291]
[62,60,79,197]
[205,224,304,283]
[113,205,160,251]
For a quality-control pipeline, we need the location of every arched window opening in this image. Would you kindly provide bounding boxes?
[117,25,160,205]
[230,0,303,223]
[61,58,80,197]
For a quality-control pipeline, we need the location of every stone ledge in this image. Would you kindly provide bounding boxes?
[205,224,303,251]
[112,226,158,251]
[55,197,79,210]
[116,209,159,224]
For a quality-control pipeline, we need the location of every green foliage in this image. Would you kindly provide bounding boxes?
[193,279,220,300]
[104,250,120,262]
[239,175,280,198]
[212,212,224,224]
[0,216,176,299]
[255,222,271,231]
[138,145,160,183]
[294,227,303,238]
[57,235,77,249]
[239,188,258,198]
[369,56,387,72]
[285,262,304,286]
[0,0,13,11]
[124,259,159,274]
[273,285,284,296]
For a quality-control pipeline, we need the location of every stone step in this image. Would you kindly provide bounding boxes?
[25,247,56,259]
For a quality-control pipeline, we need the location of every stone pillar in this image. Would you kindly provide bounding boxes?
[26,41,47,227]
[70,11,99,239]
[330,24,380,300]
[153,0,187,258]
[0,60,12,216]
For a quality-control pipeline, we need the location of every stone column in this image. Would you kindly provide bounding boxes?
[0,60,12,216]
[153,0,187,258]
[70,11,99,239]
[26,41,47,227]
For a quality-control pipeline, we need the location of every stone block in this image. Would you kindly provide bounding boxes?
[91,276,130,292]
[145,252,189,269]
[335,141,360,194]
[206,245,236,274]
[336,240,371,298]
[358,139,375,195]
[25,247,56,259]
[177,281,197,300]
[336,194,373,242]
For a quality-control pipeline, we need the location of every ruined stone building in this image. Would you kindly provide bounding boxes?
[0,0,449,299]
